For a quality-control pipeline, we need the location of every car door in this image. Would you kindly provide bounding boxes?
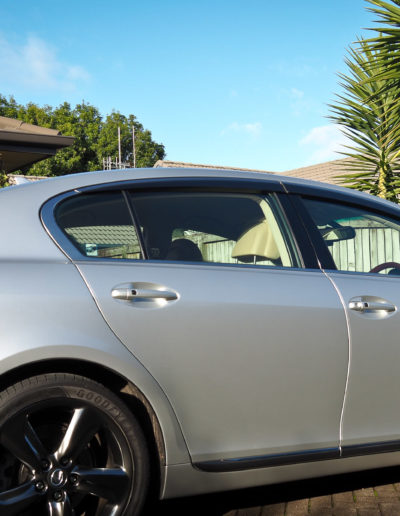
[300,194,400,453]
[50,182,349,466]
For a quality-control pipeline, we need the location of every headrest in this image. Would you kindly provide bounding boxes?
[166,238,203,262]
[232,221,280,263]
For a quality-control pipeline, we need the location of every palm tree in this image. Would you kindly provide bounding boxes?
[366,0,400,82]
[329,38,400,202]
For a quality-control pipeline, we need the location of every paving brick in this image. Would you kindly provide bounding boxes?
[333,507,357,516]
[379,502,400,516]
[356,508,381,516]
[309,495,333,514]
[374,485,399,500]
[260,503,285,516]
[333,492,355,504]
[354,488,378,504]
[286,499,309,515]
[236,509,262,516]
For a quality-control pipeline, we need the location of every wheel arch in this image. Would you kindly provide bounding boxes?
[0,358,166,497]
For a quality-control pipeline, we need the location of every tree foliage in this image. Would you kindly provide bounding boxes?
[329,0,400,202]
[365,0,400,81]
[329,38,400,202]
[0,95,165,176]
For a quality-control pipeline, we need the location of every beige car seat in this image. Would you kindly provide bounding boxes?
[232,221,280,263]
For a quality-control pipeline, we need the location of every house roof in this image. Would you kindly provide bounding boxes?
[0,116,74,173]
[153,158,355,185]
[283,157,354,185]
[153,160,276,175]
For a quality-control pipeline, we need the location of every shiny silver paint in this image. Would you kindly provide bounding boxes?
[1,168,400,499]
[327,272,400,448]
[77,262,348,463]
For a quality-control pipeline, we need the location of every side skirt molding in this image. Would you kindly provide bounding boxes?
[194,440,400,473]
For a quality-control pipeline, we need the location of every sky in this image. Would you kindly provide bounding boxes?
[0,0,377,172]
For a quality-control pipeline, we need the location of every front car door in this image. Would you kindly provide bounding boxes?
[45,178,349,468]
[295,188,400,455]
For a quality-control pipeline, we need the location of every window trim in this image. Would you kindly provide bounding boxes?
[41,177,308,268]
[277,193,320,270]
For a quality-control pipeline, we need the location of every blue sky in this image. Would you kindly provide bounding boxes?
[0,0,376,171]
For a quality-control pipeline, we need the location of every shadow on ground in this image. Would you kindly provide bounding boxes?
[145,465,400,515]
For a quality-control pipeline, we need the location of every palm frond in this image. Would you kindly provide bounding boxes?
[329,33,400,202]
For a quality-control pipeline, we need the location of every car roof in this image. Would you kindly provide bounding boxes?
[5,166,397,212]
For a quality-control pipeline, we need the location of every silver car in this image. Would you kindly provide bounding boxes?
[1,167,400,515]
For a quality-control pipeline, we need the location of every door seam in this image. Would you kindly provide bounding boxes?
[322,269,352,457]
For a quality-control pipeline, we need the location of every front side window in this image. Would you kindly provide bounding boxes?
[129,191,301,268]
[303,197,400,275]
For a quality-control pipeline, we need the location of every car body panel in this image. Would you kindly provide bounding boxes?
[76,260,348,462]
[162,451,400,498]
[0,260,191,468]
[327,271,400,447]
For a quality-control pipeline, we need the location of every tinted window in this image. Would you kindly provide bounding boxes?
[55,192,142,259]
[129,191,300,268]
[303,198,400,274]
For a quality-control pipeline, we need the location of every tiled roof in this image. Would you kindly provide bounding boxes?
[65,225,139,245]
[0,116,74,173]
[153,159,356,185]
[281,158,354,185]
[153,160,276,174]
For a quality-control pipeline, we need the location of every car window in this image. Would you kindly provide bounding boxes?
[55,191,142,259]
[129,191,301,268]
[303,197,400,275]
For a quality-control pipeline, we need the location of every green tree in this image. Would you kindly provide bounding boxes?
[96,112,165,168]
[329,38,400,202]
[0,95,166,176]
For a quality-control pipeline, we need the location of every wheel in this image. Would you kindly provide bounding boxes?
[0,373,149,516]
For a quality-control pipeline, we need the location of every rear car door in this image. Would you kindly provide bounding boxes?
[45,179,349,467]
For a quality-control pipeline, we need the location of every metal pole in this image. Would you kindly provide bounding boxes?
[118,126,122,168]
[132,126,136,168]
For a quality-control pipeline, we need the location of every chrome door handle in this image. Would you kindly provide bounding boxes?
[349,300,396,313]
[112,287,178,301]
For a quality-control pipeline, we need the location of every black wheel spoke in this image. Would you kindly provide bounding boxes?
[56,407,101,462]
[74,466,130,503]
[0,413,47,471]
[0,374,144,515]
[0,482,42,516]
[48,495,74,516]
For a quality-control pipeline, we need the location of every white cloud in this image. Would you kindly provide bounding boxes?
[290,88,304,99]
[299,124,351,164]
[66,65,90,82]
[0,34,90,91]
[221,121,262,137]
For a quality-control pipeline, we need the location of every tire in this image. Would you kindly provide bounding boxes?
[0,373,149,516]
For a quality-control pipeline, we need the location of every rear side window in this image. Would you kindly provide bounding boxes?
[303,197,400,275]
[129,191,301,268]
[55,192,142,259]
[54,189,301,268]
